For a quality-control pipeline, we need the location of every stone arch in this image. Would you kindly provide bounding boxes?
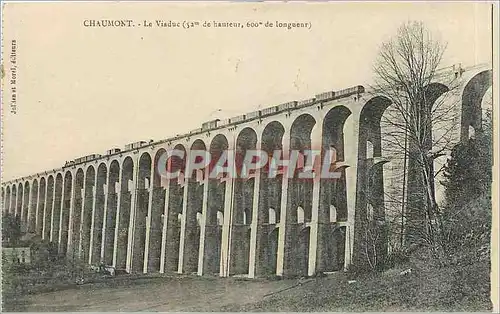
[461,70,493,140]
[17,182,23,219]
[357,96,393,268]
[285,113,316,277]
[323,105,352,213]
[256,121,285,277]
[164,144,186,272]
[45,176,54,240]
[69,169,84,260]
[405,83,449,245]
[317,105,352,273]
[10,184,17,217]
[230,128,258,276]
[103,161,120,265]
[82,166,95,264]
[52,173,63,243]
[5,186,11,215]
[203,134,228,275]
[481,86,493,126]
[130,152,152,272]
[147,149,167,272]
[289,114,316,223]
[360,97,391,160]
[181,139,206,274]
[116,157,133,270]
[22,182,30,227]
[425,82,450,107]
[29,179,38,233]
[138,152,152,189]
[91,163,107,264]
[234,127,258,226]
[361,96,392,215]
[36,178,46,236]
[260,121,285,223]
[235,126,258,178]
[424,82,451,155]
[60,171,72,255]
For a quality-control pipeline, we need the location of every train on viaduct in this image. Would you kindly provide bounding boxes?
[1,63,492,278]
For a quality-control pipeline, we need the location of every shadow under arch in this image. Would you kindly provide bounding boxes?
[37,178,46,236]
[461,69,493,140]
[59,171,73,255]
[283,113,316,277]
[353,96,392,268]
[30,179,39,233]
[229,127,258,276]
[315,105,352,273]
[5,186,11,215]
[164,144,186,273]
[103,161,120,265]
[69,169,84,260]
[256,121,285,277]
[116,157,134,270]
[132,152,152,272]
[180,139,207,274]
[17,182,23,220]
[81,166,95,264]
[52,174,63,244]
[202,134,229,276]
[91,164,107,264]
[44,176,54,241]
[23,182,30,227]
[10,184,17,217]
[405,82,449,246]
[146,148,167,273]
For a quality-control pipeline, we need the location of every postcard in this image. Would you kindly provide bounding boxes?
[1,2,497,312]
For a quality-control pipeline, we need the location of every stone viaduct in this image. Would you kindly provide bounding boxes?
[1,63,492,278]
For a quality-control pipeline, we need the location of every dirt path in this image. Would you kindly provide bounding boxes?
[8,276,298,312]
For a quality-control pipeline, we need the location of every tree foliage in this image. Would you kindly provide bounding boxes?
[372,20,456,255]
[370,21,491,270]
[443,110,492,206]
[440,109,492,264]
[2,212,22,245]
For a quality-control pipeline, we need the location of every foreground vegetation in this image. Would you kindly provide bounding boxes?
[3,250,491,312]
[223,250,491,312]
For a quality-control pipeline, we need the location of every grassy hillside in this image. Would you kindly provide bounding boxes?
[221,256,492,312]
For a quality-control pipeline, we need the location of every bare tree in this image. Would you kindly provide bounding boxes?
[372,21,462,255]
